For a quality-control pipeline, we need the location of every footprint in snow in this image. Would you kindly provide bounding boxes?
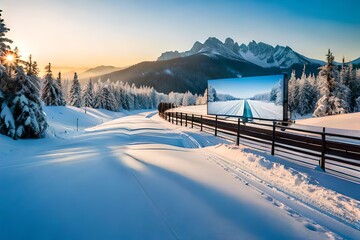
[265,196,273,202]
[304,223,318,232]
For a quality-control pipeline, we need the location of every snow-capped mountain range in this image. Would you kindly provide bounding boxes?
[158,37,355,68]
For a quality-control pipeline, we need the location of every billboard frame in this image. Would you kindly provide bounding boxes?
[207,74,289,122]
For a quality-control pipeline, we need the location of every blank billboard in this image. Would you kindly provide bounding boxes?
[207,74,288,121]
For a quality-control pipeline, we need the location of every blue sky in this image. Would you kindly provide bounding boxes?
[209,75,283,98]
[2,0,360,73]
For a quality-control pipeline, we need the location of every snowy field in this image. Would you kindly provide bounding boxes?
[0,106,359,239]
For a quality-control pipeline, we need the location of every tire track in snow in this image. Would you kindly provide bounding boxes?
[173,128,348,238]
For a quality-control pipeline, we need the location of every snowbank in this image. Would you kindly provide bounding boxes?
[208,145,360,229]
[44,106,128,138]
[297,112,360,131]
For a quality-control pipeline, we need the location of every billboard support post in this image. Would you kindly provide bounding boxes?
[271,121,276,155]
[236,118,240,146]
[282,73,289,122]
[215,115,218,136]
[320,127,326,171]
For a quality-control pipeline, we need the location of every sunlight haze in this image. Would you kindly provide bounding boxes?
[3,0,360,75]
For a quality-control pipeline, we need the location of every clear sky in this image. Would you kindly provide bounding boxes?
[2,0,360,75]
[209,75,283,98]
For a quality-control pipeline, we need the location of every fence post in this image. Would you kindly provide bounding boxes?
[320,127,326,171]
[172,112,174,124]
[176,112,178,125]
[180,113,183,126]
[191,114,194,128]
[168,112,171,122]
[236,118,240,146]
[200,115,203,131]
[185,113,188,127]
[215,115,218,136]
[271,121,276,155]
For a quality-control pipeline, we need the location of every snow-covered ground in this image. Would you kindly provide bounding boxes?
[297,112,360,131]
[0,107,359,239]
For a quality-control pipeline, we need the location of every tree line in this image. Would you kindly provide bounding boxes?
[0,10,205,139]
[289,50,360,117]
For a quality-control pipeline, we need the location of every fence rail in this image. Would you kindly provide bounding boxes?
[161,111,360,182]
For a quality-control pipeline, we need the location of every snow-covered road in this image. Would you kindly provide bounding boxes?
[208,99,283,119]
[0,110,359,239]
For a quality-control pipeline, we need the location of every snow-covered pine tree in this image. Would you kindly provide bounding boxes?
[117,81,128,110]
[56,72,62,88]
[298,76,314,115]
[0,9,12,55]
[10,66,47,139]
[313,50,348,117]
[0,10,15,137]
[347,64,360,111]
[94,85,117,111]
[182,91,191,106]
[207,86,218,103]
[0,64,15,137]
[269,79,283,105]
[288,70,299,112]
[149,87,156,108]
[56,71,65,105]
[41,63,65,106]
[203,89,208,104]
[82,78,94,108]
[69,72,82,107]
[196,88,208,105]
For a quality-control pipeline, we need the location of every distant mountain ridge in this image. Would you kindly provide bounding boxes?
[96,37,359,95]
[158,37,356,68]
[61,65,122,83]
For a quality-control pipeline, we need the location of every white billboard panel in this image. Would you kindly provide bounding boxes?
[207,74,288,121]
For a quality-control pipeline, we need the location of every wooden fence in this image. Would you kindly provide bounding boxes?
[161,111,360,182]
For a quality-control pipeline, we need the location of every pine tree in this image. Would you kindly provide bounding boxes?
[298,76,314,115]
[82,78,94,108]
[208,85,218,102]
[55,71,65,105]
[56,72,62,88]
[0,9,12,55]
[347,64,360,110]
[10,67,47,139]
[288,70,299,112]
[41,63,65,106]
[69,72,82,107]
[314,50,348,117]
[94,85,117,111]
